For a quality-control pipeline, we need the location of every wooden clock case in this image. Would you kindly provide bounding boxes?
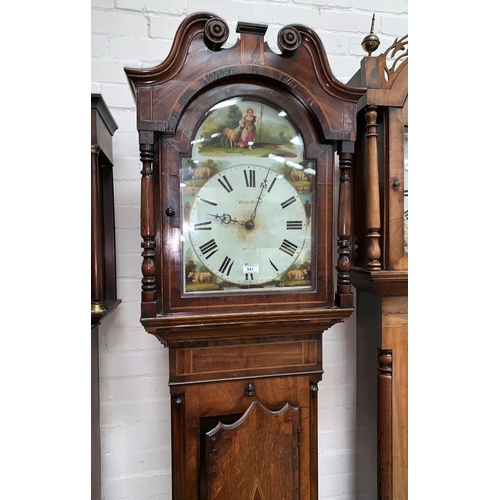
[91,94,121,324]
[348,35,408,499]
[91,94,121,500]
[125,13,365,499]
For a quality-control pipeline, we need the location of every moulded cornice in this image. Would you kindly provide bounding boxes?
[124,12,366,143]
[124,12,365,104]
[124,12,216,90]
[289,24,365,103]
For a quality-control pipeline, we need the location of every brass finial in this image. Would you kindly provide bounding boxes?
[361,14,380,56]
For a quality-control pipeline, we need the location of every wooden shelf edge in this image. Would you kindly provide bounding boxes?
[351,268,408,297]
[91,299,122,328]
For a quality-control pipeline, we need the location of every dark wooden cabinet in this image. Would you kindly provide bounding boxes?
[348,33,408,499]
[91,93,121,323]
[125,12,365,499]
[91,94,121,500]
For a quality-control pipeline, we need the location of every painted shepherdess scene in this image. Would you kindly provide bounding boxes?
[194,99,302,158]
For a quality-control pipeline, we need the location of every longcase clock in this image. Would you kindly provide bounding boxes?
[348,29,408,500]
[125,13,365,499]
[91,94,121,500]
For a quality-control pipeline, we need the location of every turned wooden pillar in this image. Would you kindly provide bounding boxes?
[335,143,354,308]
[139,131,157,317]
[365,105,382,271]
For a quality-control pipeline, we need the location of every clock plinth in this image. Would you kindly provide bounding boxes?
[125,13,364,499]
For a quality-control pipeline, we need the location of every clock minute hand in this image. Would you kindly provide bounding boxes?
[249,165,273,221]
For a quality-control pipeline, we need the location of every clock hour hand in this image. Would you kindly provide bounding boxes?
[208,212,246,226]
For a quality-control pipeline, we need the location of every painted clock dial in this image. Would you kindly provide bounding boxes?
[188,163,308,285]
[181,98,315,294]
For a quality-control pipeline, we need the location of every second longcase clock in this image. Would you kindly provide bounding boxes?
[125,13,365,499]
[348,30,408,500]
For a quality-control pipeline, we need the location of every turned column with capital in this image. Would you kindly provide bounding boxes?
[365,104,382,270]
[139,131,157,317]
[336,142,354,308]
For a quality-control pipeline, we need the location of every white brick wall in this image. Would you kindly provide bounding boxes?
[91,2,408,499]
